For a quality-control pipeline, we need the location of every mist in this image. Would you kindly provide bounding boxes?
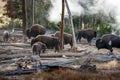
[47,0,120,30]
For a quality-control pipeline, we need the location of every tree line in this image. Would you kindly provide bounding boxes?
[1,0,119,36]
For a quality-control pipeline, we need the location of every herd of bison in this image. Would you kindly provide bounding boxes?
[3,24,120,58]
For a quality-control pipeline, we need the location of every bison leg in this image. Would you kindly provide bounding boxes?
[107,45,113,55]
[38,51,42,65]
[55,45,59,52]
[87,38,92,45]
[77,36,82,42]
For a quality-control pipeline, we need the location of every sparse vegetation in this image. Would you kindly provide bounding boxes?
[2,19,22,29]
[24,68,120,80]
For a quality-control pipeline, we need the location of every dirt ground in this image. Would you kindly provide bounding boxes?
[0,30,120,80]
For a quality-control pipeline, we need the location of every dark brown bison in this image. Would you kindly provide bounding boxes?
[77,29,97,44]
[31,35,60,52]
[54,31,73,48]
[32,42,47,57]
[26,24,46,39]
[3,30,10,42]
[96,34,120,53]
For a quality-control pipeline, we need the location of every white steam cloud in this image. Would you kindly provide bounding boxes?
[48,0,120,30]
[48,0,84,23]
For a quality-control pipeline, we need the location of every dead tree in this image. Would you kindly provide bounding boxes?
[60,0,65,51]
[22,0,27,42]
[65,0,77,51]
[32,0,35,25]
[79,56,97,72]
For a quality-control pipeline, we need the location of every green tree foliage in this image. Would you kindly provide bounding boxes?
[2,0,119,36]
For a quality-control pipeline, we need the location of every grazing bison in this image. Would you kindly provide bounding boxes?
[26,24,46,39]
[96,34,120,53]
[31,35,60,52]
[54,31,73,48]
[3,30,10,42]
[77,29,97,44]
[32,42,47,57]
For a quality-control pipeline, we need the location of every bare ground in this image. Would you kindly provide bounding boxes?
[0,31,119,80]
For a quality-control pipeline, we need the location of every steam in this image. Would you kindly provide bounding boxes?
[47,0,84,23]
[47,0,120,30]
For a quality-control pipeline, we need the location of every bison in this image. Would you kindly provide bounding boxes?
[31,35,60,52]
[3,30,10,42]
[26,24,46,39]
[96,34,120,53]
[32,42,47,57]
[54,31,73,48]
[77,29,97,44]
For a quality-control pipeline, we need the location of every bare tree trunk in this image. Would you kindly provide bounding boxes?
[22,0,27,42]
[25,0,28,28]
[65,0,77,50]
[60,0,65,51]
[22,0,26,35]
[32,0,35,25]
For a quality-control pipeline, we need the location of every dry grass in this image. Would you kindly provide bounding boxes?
[0,76,8,80]
[24,68,120,80]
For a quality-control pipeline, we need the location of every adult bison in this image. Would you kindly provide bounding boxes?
[96,34,120,53]
[31,35,60,52]
[77,29,97,44]
[26,24,46,39]
[54,31,73,48]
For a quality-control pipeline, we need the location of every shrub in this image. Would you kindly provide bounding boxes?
[2,19,22,29]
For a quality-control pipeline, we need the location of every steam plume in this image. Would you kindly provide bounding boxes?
[48,0,120,30]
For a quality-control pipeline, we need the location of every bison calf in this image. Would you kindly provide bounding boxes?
[96,34,120,54]
[77,29,97,44]
[32,42,47,57]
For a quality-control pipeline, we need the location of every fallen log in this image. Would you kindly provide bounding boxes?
[0,43,30,48]
[0,68,37,76]
[79,56,97,72]
[0,58,79,76]
[0,49,11,54]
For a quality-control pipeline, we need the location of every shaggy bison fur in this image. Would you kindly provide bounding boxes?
[77,29,97,44]
[31,35,60,52]
[3,30,10,42]
[96,34,120,53]
[54,31,73,48]
[26,24,46,39]
[32,42,47,57]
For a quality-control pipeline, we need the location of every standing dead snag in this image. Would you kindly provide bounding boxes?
[65,0,77,51]
[22,0,27,43]
[60,0,65,51]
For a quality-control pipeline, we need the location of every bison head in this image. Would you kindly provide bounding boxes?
[96,39,113,52]
[31,38,38,46]
[42,44,47,53]
[26,29,31,39]
[96,39,106,50]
